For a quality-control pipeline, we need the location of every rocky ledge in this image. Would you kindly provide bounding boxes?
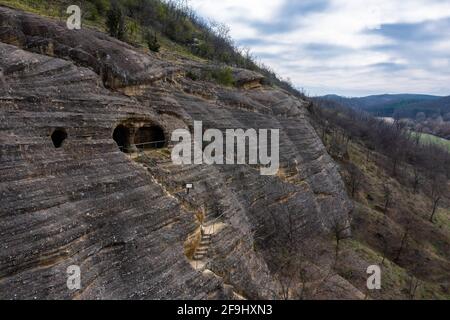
[0,6,356,299]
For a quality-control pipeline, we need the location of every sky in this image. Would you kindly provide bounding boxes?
[189,0,450,97]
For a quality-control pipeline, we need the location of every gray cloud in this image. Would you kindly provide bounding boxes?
[301,43,354,58]
[368,18,450,42]
[191,0,450,96]
[242,0,330,35]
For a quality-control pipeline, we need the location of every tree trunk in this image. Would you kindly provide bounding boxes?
[395,231,408,263]
[430,197,440,223]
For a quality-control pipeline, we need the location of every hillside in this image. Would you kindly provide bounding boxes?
[0,0,301,96]
[317,94,450,140]
[310,104,450,299]
[394,96,450,119]
[318,94,442,117]
[0,2,449,300]
[0,4,355,299]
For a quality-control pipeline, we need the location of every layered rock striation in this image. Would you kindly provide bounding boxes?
[0,6,354,299]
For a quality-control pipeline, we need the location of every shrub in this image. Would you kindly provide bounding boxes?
[90,0,108,14]
[106,0,126,40]
[29,0,303,96]
[186,70,200,81]
[145,30,160,52]
[211,67,234,87]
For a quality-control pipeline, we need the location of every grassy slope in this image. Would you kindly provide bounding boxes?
[379,117,450,152]
[0,0,304,95]
[0,0,204,61]
[327,137,450,299]
[417,132,450,152]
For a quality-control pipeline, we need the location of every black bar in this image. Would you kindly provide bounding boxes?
[0,300,446,319]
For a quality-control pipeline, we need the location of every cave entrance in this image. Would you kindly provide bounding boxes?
[113,125,131,153]
[51,128,67,148]
[134,126,166,150]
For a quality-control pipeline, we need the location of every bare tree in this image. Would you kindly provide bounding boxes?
[395,225,410,263]
[330,218,351,269]
[260,211,312,300]
[430,194,441,223]
[414,127,423,146]
[346,163,363,199]
[412,167,421,194]
[328,130,348,160]
[383,184,392,215]
[429,174,445,223]
[375,233,389,266]
[386,121,407,177]
[366,149,372,164]
[407,276,421,300]
[263,238,314,300]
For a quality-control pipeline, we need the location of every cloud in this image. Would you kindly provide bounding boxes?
[368,62,408,72]
[190,0,450,96]
[241,0,330,35]
[368,18,450,43]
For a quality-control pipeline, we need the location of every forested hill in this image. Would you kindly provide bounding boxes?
[317,94,450,118]
[393,96,450,119]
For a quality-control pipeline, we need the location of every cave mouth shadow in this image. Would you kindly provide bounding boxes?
[113,124,166,153]
[134,126,166,150]
[113,124,131,153]
[51,128,67,148]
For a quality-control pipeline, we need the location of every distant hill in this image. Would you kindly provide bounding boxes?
[393,96,450,119]
[317,94,447,118]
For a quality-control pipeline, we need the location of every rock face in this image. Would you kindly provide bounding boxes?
[0,6,354,299]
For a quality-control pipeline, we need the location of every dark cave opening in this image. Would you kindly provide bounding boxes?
[134,126,166,149]
[51,129,67,148]
[113,125,131,153]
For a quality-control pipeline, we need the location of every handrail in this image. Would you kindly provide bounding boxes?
[134,140,167,147]
[201,205,228,236]
[118,140,167,150]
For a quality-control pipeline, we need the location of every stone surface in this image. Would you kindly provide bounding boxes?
[0,6,355,299]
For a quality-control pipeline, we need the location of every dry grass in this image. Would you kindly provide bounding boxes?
[327,137,450,299]
[184,228,202,260]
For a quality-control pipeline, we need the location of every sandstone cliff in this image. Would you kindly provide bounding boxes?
[0,6,356,299]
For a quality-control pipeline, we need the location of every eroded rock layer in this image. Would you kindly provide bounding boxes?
[0,6,353,299]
